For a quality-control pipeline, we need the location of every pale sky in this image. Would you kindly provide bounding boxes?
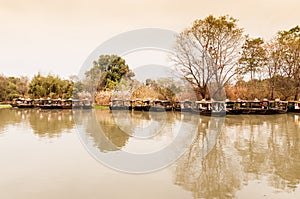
[0,0,299,79]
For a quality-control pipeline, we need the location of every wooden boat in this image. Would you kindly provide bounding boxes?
[123,99,133,110]
[174,100,193,112]
[149,100,172,112]
[234,99,288,115]
[130,99,152,111]
[109,99,127,110]
[288,100,300,113]
[162,100,173,111]
[268,99,288,114]
[61,99,72,109]
[38,98,74,109]
[39,98,62,109]
[80,99,93,109]
[193,100,226,117]
[225,100,243,115]
[72,99,82,109]
[142,100,151,111]
[11,98,35,108]
[132,99,144,111]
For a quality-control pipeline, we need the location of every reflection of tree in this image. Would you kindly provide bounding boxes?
[229,114,300,192]
[229,115,270,179]
[174,117,241,199]
[175,114,300,198]
[82,109,130,151]
[29,109,74,138]
[0,109,24,131]
[80,110,185,153]
[267,114,300,191]
[109,110,178,138]
[74,109,119,152]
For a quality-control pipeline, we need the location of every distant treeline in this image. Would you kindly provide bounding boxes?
[0,55,136,102]
[0,74,74,101]
[172,15,300,101]
[1,15,299,102]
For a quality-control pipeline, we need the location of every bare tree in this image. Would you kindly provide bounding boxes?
[173,15,244,100]
[277,26,300,100]
[264,39,283,99]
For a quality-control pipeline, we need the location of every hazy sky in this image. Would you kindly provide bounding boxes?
[0,0,299,78]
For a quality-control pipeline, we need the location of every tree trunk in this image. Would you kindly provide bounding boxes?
[294,84,299,101]
[194,87,207,100]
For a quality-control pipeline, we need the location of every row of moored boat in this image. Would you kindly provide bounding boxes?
[11,98,93,109]
[110,99,300,116]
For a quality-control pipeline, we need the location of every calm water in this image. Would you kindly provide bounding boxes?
[0,109,299,199]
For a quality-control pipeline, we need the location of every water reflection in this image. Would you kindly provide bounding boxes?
[74,109,128,152]
[75,109,200,172]
[29,109,74,138]
[174,114,300,198]
[76,110,196,153]
[0,108,299,197]
[0,109,24,131]
[0,109,74,138]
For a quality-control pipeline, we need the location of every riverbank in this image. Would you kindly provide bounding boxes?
[93,105,110,109]
[0,104,12,109]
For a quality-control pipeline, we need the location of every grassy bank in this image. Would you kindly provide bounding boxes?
[93,105,110,109]
[0,104,12,109]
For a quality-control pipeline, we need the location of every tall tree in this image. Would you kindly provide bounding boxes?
[239,36,267,80]
[0,75,8,101]
[16,76,29,97]
[277,26,300,100]
[173,15,244,100]
[264,39,283,99]
[87,54,134,91]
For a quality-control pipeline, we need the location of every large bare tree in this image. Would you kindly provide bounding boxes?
[173,15,244,100]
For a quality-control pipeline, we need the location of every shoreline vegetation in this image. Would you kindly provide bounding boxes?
[0,15,299,104]
[0,104,12,109]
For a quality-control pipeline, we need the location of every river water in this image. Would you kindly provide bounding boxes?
[0,109,299,199]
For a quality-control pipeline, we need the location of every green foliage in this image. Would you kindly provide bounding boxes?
[85,55,134,91]
[0,75,29,101]
[28,73,73,99]
[239,36,267,79]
